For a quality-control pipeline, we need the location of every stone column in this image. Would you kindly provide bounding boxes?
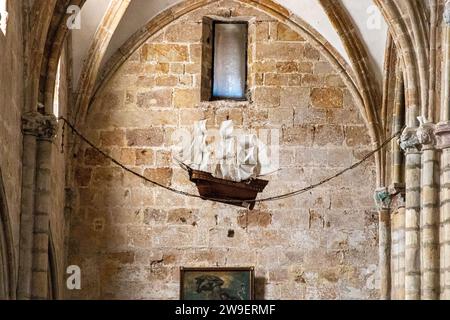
[438,0,450,299]
[400,128,422,299]
[20,112,58,300]
[18,113,39,299]
[436,124,450,299]
[388,184,406,300]
[417,122,440,299]
[32,113,57,300]
[443,1,450,122]
[375,188,392,300]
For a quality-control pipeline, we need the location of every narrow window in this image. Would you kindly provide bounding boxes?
[212,22,248,100]
[0,0,7,35]
[202,20,248,102]
[53,58,62,117]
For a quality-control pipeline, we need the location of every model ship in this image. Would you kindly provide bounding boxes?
[175,120,276,210]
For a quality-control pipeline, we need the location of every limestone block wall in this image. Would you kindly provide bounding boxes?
[0,0,24,284]
[67,1,379,300]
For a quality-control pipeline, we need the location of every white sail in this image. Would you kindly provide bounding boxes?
[220,119,234,138]
[176,119,277,181]
[214,120,239,181]
[256,140,276,176]
[237,134,258,181]
[184,120,210,172]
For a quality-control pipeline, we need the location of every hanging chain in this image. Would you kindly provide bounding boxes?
[59,117,404,205]
[60,120,66,154]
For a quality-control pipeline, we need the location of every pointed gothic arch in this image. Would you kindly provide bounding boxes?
[87,0,379,154]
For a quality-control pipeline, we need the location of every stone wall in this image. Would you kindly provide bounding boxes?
[0,0,23,285]
[68,0,379,300]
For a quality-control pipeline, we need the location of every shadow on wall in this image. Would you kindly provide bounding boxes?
[254,277,266,299]
[0,168,15,300]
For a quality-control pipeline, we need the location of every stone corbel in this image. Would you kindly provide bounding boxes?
[435,122,450,150]
[374,187,391,210]
[22,111,58,141]
[398,127,421,153]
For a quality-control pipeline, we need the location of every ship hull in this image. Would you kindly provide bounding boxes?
[189,170,268,210]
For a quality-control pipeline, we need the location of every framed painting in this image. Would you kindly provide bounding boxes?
[180,267,255,300]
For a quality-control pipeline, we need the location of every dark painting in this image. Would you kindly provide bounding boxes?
[180,267,254,300]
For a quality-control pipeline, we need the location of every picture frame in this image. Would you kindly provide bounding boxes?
[180,267,255,301]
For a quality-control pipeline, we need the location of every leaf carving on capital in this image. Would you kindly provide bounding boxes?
[416,117,436,147]
[374,188,391,210]
[399,127,420,152]
[22,112,58,141]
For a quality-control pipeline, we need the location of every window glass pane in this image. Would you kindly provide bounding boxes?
[213,23,247,100]
[53,58,62,117]
[0,0,8,35]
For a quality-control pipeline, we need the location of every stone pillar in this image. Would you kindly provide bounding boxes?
[375,188,391,300]
[388,184,405,300]
[417,122,440,299]
[436,124,450,299]
[20,111,58,300]
[438,1,450,299]
[443,1,450,122]
[18,113,39,299]
[400,128,422,299]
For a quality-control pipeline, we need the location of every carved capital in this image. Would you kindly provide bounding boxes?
[435,122,450,150]
[388,183,406,211]
[444,0,450,25]
[398,127,420,152]
[416,120,436,148]
[374,187,391,210]
[22,112,58,141]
